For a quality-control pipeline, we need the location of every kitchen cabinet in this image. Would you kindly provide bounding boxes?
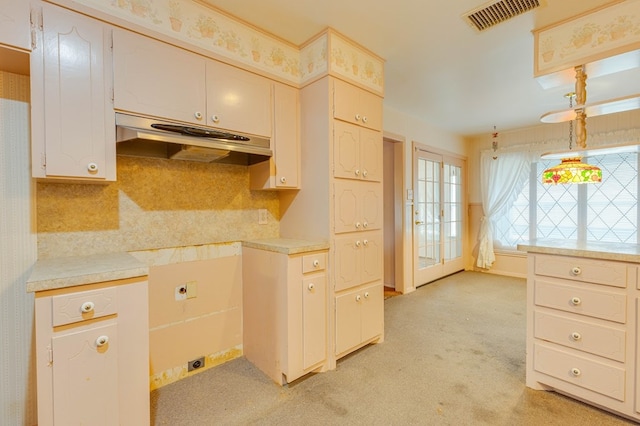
[33,279,149,425]
[250,82,300,189]
[335,282,383,357]
[520,246,640,422]
[30,3,115,181]
[334,180,382,234]
[333,120,382,182]
[333,77,383,131]
[113,29,271,137]
[0,0,30,51]
[242,242,329,385]
[333,231,383,292]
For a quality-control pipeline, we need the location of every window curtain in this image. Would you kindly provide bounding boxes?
[477,151,532,269]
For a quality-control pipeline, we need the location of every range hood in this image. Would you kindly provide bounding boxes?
[115,112,272,165]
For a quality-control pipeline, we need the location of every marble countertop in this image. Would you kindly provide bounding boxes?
[27,252,149,293]
[242,238,329,255]
[517,239,640,263]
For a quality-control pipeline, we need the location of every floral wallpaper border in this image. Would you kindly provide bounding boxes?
[534,0,640,76]
[55,0,384,94]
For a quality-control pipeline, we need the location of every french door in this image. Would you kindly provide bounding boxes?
[413,145,465,287]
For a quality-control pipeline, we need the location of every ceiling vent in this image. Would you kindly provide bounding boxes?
[464,0,541,31]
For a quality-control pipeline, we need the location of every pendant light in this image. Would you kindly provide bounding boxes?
[542,66,602,185]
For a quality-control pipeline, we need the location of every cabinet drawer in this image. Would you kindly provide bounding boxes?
[534,279,626,323]
[52,287,117,327]
[534,254,627,288]
[302,252,327,274]
[534,311,626,362]
[533,343,625,401]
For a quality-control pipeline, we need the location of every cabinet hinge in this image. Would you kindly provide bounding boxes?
[41,153,46,169]
[47,346,53,367]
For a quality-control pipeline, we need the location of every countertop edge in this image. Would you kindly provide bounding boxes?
[242,238,330,255]
[517,241,640,263]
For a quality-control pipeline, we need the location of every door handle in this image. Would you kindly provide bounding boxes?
[415,220,424,225]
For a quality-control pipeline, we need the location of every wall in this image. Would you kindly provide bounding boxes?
[466,108,640,277]
[0,71,37,424]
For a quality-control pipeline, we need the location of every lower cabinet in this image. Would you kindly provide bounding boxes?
[335,281,384,357]
[34,279,149,426]
[242,244,329,384]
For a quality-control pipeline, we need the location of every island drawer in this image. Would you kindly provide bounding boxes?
[51,287,118,327]
[534,254,627,288]
[534,279,626,323]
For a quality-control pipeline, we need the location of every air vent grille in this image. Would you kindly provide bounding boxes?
[464,0,541,31]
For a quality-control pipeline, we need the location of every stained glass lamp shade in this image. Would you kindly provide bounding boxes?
[541,157,602,184]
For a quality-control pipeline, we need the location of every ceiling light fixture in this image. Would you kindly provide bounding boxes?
[542,66,602,185]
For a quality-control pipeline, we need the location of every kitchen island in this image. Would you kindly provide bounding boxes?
[518,240,640,422]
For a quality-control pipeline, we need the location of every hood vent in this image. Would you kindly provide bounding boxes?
[464,0,541,31]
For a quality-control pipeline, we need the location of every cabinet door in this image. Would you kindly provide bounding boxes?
[0,0,30,50]
[360,282,384,342]
[361,181,383,231]
[334,180,360,233]
[302,275,326,369]
[113,29,207,125]
[333,78,382,131]
[333,120,360,180]
[359,127,382,182]
[335,288,362,356]
[34,4,115,180]
[52,323,119,426]
[334,235,363,292]
[273,83,299,188]
[206,60,272,137]
[361,231,383,285]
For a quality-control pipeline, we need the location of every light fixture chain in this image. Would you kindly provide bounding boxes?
[569,94,573,150]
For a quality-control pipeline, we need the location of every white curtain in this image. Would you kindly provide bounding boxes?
[476,151,532,269]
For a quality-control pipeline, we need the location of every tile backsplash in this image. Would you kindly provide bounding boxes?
[36,156,279,258]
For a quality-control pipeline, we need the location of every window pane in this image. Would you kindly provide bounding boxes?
[537,159,578,240]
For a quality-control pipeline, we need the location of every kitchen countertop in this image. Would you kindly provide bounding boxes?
[27,252,149,293]
[242,238,329,255]
[517,239,640,263]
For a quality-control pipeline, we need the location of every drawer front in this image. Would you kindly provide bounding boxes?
[534,279,626,323]
[534,254,627,288]
[52,287,117,327]
[533,343,625,401]
[534,311,626,362]
[302,252,327,274]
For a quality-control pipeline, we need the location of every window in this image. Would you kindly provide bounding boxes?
[494,151,639,249]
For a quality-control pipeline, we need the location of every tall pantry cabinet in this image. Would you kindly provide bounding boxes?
[281,62,384,365]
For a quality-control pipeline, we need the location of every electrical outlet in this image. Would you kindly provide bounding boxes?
[188,356,205,372]
[175,284,187,301]
[186,281,197,299]
[258,209,268,224]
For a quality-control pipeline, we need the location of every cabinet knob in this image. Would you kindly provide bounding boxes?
[355,113,361,121]
[363,239,369,246]
[355,169,361,176]
[363,222,369,229]
[194,111,203,120]
[570,297,582,306]
[362,169,368,177]
[570,367,581,377]
[211,114,220,123]
[81,301,95,313]
[355,294,362,302]
[87,162,98,173]
[571,266,582,276]
[280,176,287,183]
[571,332,582,341]
[313,259,320,267]
[355,240,361,247]
[362,116,368,124]
[96,335,109,347]
[308,283,315,291]
[364,292,370,298]
[355,222,361,229]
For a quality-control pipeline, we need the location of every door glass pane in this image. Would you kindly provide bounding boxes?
[444,163,462,260]
[417,157,440,268]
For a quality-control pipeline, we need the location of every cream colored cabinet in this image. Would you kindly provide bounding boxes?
[333,78,382,131]
[0,0,30,50]
[333,120,382,182]
[333,231,383,292]
[334,180,383,234]
[335,282,383,357]
[243,245,328,385]
[250,82,300,189]
[34,279,149,426]
[30,3,115,181]
[525,252,640,421]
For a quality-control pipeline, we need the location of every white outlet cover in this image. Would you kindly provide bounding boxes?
[175,285,187,301]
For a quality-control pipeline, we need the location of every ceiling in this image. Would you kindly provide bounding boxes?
[201,0,640,137]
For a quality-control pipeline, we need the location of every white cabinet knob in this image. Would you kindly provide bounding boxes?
[355,240,361,247]
[313,260,320,267]
[363,239,369,246]
[87,162,98,173]
[362,170,368,177]
[211,114,220,123]
[362,116,368,124]
[355,294,362,302]
[363,222,368,229]
[355,222,361,229]
[308,283,315,291]
[570,297,582,306]
[364,292,369,299]
[355,113,361,121]
[571,266,582,276]
[194,111,203,120]
[280,176,287,183]
[571,332,582,341]
[96,335,109,347]
[570,367,581,377]
[355,169,361,176]
[81,301,95,313]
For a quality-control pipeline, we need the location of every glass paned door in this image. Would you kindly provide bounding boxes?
[413,146,465,287]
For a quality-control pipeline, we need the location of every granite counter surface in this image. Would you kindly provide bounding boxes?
[27,252,149,293]
[517,239,640,263]
[242,238,329,255]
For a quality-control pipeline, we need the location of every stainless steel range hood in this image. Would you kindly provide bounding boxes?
[115,113,272,165]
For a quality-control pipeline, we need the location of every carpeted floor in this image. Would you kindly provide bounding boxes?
[150,271,636,425]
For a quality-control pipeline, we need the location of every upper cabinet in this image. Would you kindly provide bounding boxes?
[333,78,383,131]
[0,0,30,51]
[113,29,272,138]
[30,3,115,181]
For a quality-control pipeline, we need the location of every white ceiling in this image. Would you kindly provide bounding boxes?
[202,0,640,137]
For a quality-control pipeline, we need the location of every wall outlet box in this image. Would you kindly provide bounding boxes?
[175,284,187,301]
[186,281,197,299]
[188,356,205,372]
